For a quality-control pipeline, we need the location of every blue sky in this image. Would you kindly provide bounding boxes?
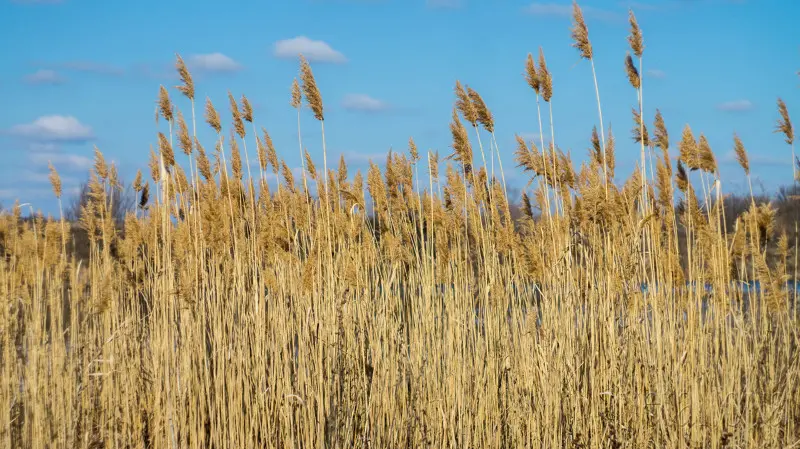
[0,0,797,215]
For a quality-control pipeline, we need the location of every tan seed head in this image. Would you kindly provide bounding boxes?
[48,162,62,198]
[300,55,324,121]
[627,10,644,58]
[175,54,195,100]
[570,2,593,60]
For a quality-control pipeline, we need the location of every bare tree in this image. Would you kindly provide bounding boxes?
[65,177,137,226]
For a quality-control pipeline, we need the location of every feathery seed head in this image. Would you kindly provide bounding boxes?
[195,138,212,181]
[281,159,296,192]
[625,52,640,89]
[449,108,473,171]
[627,10,644,57]
[367,161,387,210]
[455,81,478,126]
[264,130,279,174]
[631,108,650,146]
[515,134,537,175]
[148,147,160,183]
[733,133,750,176]
[304,148,318,179]
[468,87,494,133]
[109,163,120,189]
[133,169,143,192]
[606,126,616,179]
[93,147,108,180]
[429,150,439,180]
[590,126,602,167]
[338,154,348,184]
[158,85,174,122]
[230,130,243,180]
[158,132,176,167]
[228,91,246,139]
[409,137,419,163]
[300,55,325,121]
[177,110,192,156]
[538,48,553,102]
[697,134,717,174]
[241,95,254,123]
[291,78,302,109]
[570,2,593,60]
[256,135,267,172]
[175,54,195,100]
[775,98,794,145]
[521,191,534,219]
[174,164,189,193]
[678,124,699,170]
[676,160,689,193]
[656,158,673,211]
[653,109,669,152]
[48,162,62,198]
[525,53,540,94]
[205,97,221,133]
[139,183,149,209]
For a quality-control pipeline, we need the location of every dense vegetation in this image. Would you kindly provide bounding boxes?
[1,4,799,448]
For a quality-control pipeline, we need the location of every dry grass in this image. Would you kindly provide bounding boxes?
[2,6,800,448]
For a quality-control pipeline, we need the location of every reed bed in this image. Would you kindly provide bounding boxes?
[2,5,799,448]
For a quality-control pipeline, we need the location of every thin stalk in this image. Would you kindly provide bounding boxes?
[589,58,608,198]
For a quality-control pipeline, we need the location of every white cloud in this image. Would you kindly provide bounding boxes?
[53,60,125,76]
[130,63,178,80]
[10,115,94,143]
[646,69,666,79]
[19,169,78,185]
[186,53,242,73]
[28,152,93,171]
[723,149,784,167]
[341,94,390,112]
[273,36,347,63]
[523,3,622,22]
[29,143,59,153]
[23,69,65,85]
[716,100,754,112]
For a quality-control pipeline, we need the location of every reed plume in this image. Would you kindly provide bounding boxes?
[775,98,795,180]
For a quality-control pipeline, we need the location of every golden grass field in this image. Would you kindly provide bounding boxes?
[1,4,799,448]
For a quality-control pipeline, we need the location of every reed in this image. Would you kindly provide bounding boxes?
[1,5,799,448]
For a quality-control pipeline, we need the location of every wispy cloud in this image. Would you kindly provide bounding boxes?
[54,60,125,76]
[646,68,666,79]
[28,60,125,77]
[0,187,61,202]
[427,0,463,8]
[524,2,623,22]
[27,142,60,153]
[9,115,94,143]
[186,53,243,73]
[341,94,390,113]
[19,169,79,186]
[28,151,93,171]
[130,63,177,80]
[723,149,784,167]
[716,100,754,112]
[273,36,347,63]
[23,69,65,85]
